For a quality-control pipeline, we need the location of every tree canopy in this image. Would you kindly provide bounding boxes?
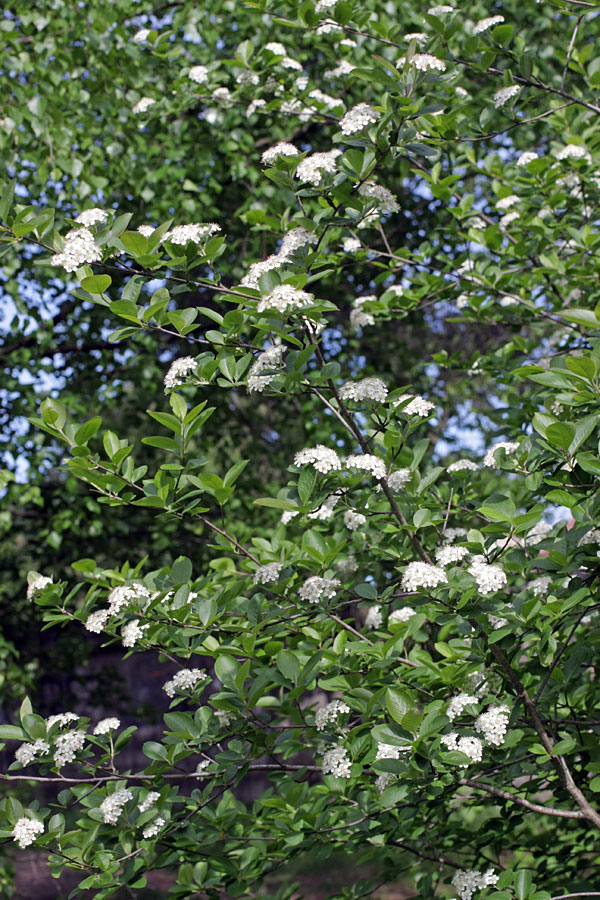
[2,0,600,898]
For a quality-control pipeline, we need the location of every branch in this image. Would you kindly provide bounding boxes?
[461,778,586,819]
[0,763,321,784]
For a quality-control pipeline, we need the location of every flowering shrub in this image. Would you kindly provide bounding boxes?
[1,0,600,898]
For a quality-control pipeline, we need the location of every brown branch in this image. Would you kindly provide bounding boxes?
[461,778,586,819]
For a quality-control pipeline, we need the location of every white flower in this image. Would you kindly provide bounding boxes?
[51,227,102,273]
[137,224,155,236]
[578,527,600,546]
[340,377,388,403]
[93,718,120,735]
[12,817,44,849]
[468,559,507,595]
[54,730,86,767]
[350,308,375,329]
[382,469,411,492]
[344,509,366,530]
[321,745,351,778]
[517,150,538,166]
[325,60,356,78]
[188,65,209,83]
[435,545,469,567]
[557,143,591,163]
[315,699,350,730]
[163,668,209,697]
[27,575,53,601]
[15,739,50,766]
[261,142,299,165]
[452,869,499,900]
[212,86,233,105]
[85,609,109,633]
[441,732,483,765]
[489,614,508,630]
[196,759,213,775]
[375,742,409,760]
[402,561,447,592]
[132,97,156,114]
[447,693,478,721]
[530,576,552,597]
[389,606,416,624]
[307,493,341,521]
[298,576,340,603]
[404,32,428,45]
[482,440,519,467]
[339,103,380,135]
[253,562,283,585]
[308,89,342,109]
[164,357,197,389]
[100,788,133,825]
[427,5,454,14]
[296,149,341,186]
[247,344,284,393]
[122,619,147,647]
[164,223,220,245]
[394,394,435,416]
[317,20,342,35]
[375,772,395,792]
[47,712,79,729]
[143,816,165,839]
[294,445,342,474]
[132,28,151,43]
[343,237,361,252]
[358,181,399,214]
[257,284,314,314]
[475,705,510,746]
[75,208,107,227]
[214,708,235,728]
[365,605,383,629]
[473,15,504,34]
[346,454,387,480]
[496,194,519,210]
[526,520,553,545]
[447,458,478,473]
[315,0,337,10]
[240,254,287,290]
[280,226,318,255]
[138,791,160,813]
[246,99,266,117]
[107,584,152,615]
[403,53,446,72]
[494,85,520,108]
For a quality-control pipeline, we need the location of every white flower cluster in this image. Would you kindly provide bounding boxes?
[375,742,409,760]
[402,562,447,592]
[447,459,478,473]
[365,605,383,629]
[389,606,416,624]
[530,575,552,596]
[295,445,342,474]
[340,377,388,403]
[473,15,504,34]
[54,730,86,767]
[164,357,197,390]
[85,609,109,633]
[496,194,519,210]
[482,440,519,467]
[526,520,553,545]
[122,619,147,648]
[447,693,478,721]
[12,817,44,849]
[350,294,375,329]
[297,149,341,185]
[375,772,395,793]
[344,509,366,531]
[253,562,283,585]
[93,717,120,735]
[47,712,79,728]
[261,142,299,165]
[257,284,314,314]
[51,227,102,273]
[298,576,340,603]
[164,223,220,245]
[308,88,342,109]
[100,788,133,825]
[143,816,165,839]
[440,732,483,765]
[315,699,350,730]
[138,791,160,813]
[428,5,454,14]
[132,28,151,43]
[404,32,428,45]
[494,85,520,108]
[239,227,316,289]
[395,394,435,416]
[280,226,317,255]
[264,41,302,70]
[468,559,507,595]
[132,97,156,114]
[339,103,380,135]
[321,745,351,778]
[556,144,591,162]
[346,454,387,480]
[27,575,53,601]
[75,208,107,227]
[517,150,538,166]
[397,53,446,72]
[475,705,510,746]
[308,493,341,521]
[445,527,467,542]
[163,668,209,697]
[435,545,469,567]
[325,60,356,78]
[452,869,499,900]
[248,345,284,393]
[189,64,209,83]
[137,224,155,236]
[358,181,399,214]
[15,738,50,766]
[380,468,411,491]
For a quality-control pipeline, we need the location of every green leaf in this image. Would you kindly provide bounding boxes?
[514,870,533,900]
[276,649,300,683]
[561,308,600,329]
[81,274,112,294]
[0,179,16,222]
[143,741,167,761]
[386,688,412,724]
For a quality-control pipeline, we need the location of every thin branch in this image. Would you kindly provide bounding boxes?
[561,16,583,91]
[461,779,585,819]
